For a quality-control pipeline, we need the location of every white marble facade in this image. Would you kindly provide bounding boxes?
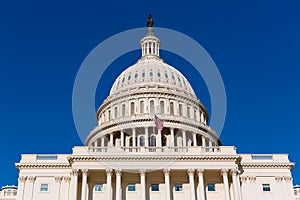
[15,24,296,200]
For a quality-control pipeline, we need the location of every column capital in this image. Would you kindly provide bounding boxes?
[284,176,292,183]
[230,168,238,176]
[27,176,36,183]
[71,168,79,176]
[63,176,71,183]
[82,168,89,175]
[139,168,146,175]
[197,168,204,175]
[275,176,283,183]
[221,168,228,176]
[163,168,170,175]
[187,168,195,176]
[240,176,247,183]
[55,176,63,183]
[249,176,256,183]
[18,176,27,183]
[115,169,122,176]
[106,168,113,175]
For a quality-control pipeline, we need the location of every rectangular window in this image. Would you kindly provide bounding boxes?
[174,184,183,191]
[36,155,58,160]
[127,184,136,192]
[40,184,49,192]
[95,184,104,192]
[207,183,215,191]
[262,184,271,192]
[252,155,273,160]
[151,184,159,191]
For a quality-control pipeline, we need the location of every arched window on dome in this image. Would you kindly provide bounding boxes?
[108,110,111,120]
[139,136,145,147]
[170,102,174,115]
[130,102,135,115]
[114,107,118,119]
[160,101,164,114]
[150,100,155,114]
[122,104,125,117]
[187,106,190,118]
[140,101,144,114]
[179,104,183,116]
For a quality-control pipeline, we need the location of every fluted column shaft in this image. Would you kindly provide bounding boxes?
[202,136,206,147]
[70,169,78,200]
[17,176,26,200]
[140,169,146,200]
[121,130,124,147]
[81,169,88,200]
[164,169,171,200]
[231,169,240,200]
[197,169,205,200]
[221,169,230,200]
[106,169,112,200]
[188,169,196,200]
[116,169,122,200]
[132,128,136,147]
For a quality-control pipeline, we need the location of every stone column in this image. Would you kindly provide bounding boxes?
[157,130,162,147]
[231,169,240,200]
[63,176,71,200]
[182,130,187,147]
[116,169,122,200]
[106,168,113,200]
[25,176,35,200]
[187,169,196,200]
[110,133,113,146]
[121,130,124,147]
[193,133,197,146]
[17,176,26,200]
[221,169,230,200]
[70,169,79,200]
[55,176,62,200]
[81,169,88,200]
[132,128,136,147]
[164,168,171,200]
[140,169,146,200]
[144,127,149,147]
[202,136,206,147]
[101,137,105,147]
[197,169,205,200]
[170,128,175,147]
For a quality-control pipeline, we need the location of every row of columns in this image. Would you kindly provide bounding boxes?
[70,168,241,200]
[93,128,216,148]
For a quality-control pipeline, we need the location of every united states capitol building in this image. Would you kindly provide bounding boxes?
[15,18,296,200]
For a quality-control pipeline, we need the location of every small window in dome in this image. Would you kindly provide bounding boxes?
[172,75,175,80]
[157,72,161,77]
[142,72,145,77]
[165,73,168,78]
[128,75,131,80]
[150,72,153,77]
[178,77,181,82]
[135,73,138,78]
[122,78,125,82]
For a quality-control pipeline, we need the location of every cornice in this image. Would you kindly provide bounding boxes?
[15,163,71,169]
[241,162,295,170]
[68,155,239,163]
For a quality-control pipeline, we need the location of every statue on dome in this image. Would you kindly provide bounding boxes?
[147,14,154,27]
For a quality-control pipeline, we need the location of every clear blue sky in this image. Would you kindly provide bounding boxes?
[0,0,299,186]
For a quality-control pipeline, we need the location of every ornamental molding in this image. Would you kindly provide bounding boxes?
[68,155,239,163]
[15,163,70,169]
[241,163,294,169]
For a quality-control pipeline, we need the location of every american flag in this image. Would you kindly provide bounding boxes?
[154,115,164,131]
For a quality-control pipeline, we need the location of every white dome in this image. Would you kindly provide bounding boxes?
[109,55,196,98]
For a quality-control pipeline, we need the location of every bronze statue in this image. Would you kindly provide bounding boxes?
[147,15,153,27]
